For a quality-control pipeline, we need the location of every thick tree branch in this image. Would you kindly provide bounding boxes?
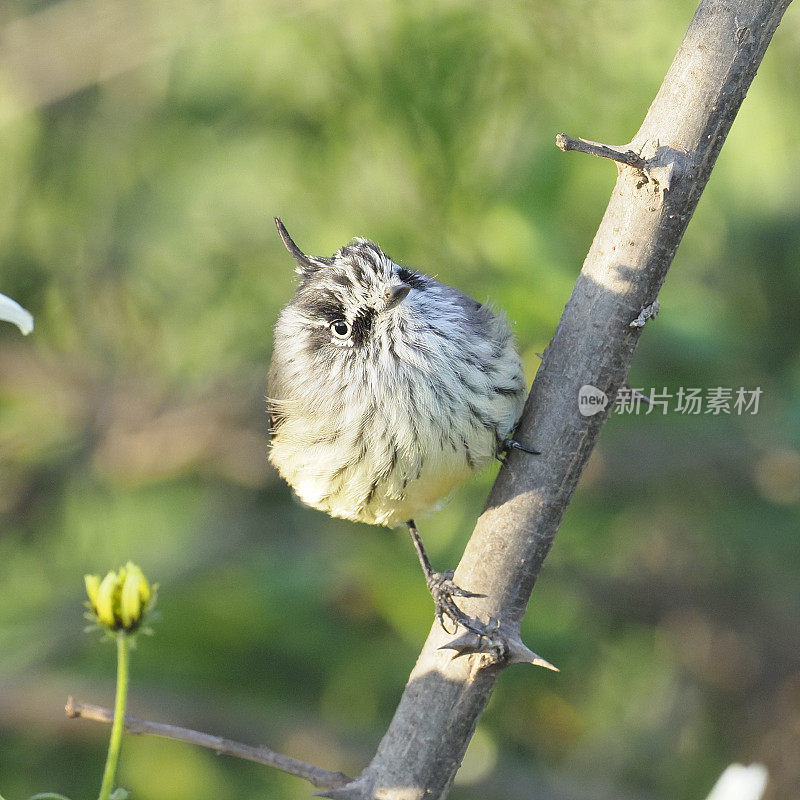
[64,697,351,790]
[320,2,793,798]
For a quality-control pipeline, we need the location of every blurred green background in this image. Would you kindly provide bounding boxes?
[1,1,799,799]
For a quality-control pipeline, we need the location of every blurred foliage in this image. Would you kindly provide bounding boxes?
[1,1,799,799]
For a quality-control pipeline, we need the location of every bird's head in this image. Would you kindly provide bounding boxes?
[274,217,428,352]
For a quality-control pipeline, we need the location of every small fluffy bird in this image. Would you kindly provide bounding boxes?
[267,219,531,632]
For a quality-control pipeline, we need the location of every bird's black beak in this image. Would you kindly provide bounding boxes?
[385,284,412,310]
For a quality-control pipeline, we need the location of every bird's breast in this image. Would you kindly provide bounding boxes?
[268,388,501,527]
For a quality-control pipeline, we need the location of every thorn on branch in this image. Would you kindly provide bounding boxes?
[65,697,351,790]
[437,624,559,672]
[629,299,660,328]
[556,133,647,170]
[621,383,653,406]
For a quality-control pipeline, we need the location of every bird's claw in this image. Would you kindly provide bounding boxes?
[426,571,486,635]
[503,437,541,456]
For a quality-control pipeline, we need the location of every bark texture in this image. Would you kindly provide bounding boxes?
[321,1,794,798]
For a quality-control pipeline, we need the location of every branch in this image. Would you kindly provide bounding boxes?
[64,697,351,791]
[319,1,794,798]
[555,133,647,170]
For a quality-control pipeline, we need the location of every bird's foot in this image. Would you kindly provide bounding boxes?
[497,437,540,464]
[426,570,486,635]
[503,437,540,455]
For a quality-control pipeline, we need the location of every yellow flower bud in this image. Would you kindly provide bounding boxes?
[95,571,120,628]
[120,562,151,629]
[85,562,154,633]
[84,574,101,608]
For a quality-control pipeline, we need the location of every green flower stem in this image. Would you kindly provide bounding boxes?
[98,633,130,800]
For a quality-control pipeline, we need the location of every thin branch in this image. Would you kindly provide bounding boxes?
[64,697,351,790]
[555,132,647,169]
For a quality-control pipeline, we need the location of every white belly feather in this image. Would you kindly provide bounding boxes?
[269,399,505,528]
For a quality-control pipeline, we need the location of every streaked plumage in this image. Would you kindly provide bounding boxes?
[267,222,526,529]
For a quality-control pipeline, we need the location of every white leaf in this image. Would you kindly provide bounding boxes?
[0,292,34,335]
[705,764,768,800]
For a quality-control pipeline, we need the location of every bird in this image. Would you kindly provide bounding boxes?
[266,218,533,633]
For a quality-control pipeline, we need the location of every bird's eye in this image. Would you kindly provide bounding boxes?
[330,320,351,339]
